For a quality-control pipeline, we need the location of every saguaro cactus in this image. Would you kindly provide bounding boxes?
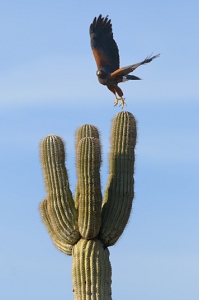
[39,111,137,300]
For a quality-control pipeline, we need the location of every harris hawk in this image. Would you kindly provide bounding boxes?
[89,15,160,107]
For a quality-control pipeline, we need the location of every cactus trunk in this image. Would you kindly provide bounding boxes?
[72,239,112,300]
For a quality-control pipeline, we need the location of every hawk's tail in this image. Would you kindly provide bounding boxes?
[125,75,141,80]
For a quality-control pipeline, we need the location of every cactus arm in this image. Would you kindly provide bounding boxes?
[75,124,100,149]
[77,137,102,239]
[40,199,73,255]
[40,135,80,245]
[99,111,137,246]
[74,124,100,209]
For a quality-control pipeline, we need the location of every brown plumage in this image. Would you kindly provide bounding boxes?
[89,15,160,107]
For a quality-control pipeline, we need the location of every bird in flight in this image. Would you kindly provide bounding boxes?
[89,15,160,107]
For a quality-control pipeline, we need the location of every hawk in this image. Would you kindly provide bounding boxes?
[89,15,160,107]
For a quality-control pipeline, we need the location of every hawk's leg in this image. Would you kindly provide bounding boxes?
[107,85,127,108]
[114,96,126,108]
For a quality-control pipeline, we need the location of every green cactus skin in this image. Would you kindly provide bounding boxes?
[40,199,73,255]
[77,137,102,239]
[40,135,80,249]
[74,125,100,210]
[72,239,112,300]
[99,112,137,246]
[39,112,137,299]
[75,124,100,150]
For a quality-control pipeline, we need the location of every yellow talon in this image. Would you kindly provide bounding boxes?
[114,97,126,108]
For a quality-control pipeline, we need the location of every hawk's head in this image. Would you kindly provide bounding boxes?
[96,69,108,79]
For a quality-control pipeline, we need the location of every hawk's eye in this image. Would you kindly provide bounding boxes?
[96,70,101,76]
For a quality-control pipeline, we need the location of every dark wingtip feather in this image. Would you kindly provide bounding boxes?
[89,15,120,72]
[89,14,111,36]
[144,53,160,63]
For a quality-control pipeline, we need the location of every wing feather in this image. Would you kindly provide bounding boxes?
[110,54,160,78]
[90,15,120,73]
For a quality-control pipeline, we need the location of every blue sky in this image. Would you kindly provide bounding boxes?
[1,1,199,299]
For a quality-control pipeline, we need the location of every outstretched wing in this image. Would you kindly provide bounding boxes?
[90,15,120,73]
[110,54,160,78]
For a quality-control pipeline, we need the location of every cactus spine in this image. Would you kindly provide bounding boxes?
[39,111,137,299]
